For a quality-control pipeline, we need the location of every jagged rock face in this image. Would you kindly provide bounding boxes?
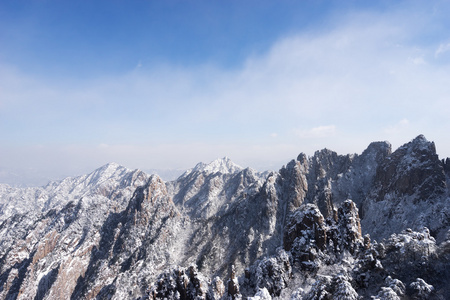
[276,141,391,222]
[0,172,182,300]
[0,164,152,300]
[167,158,265,219]
[336,199,362,254]
[227,265,240,299]
[177,171,281,279]
[274,135,448,242]
[1,199,102,300]
[283,200,363,267]
[305,148,354,218]
[283,204,327,252]
[333,141,391,206]
[162,158,273,280]
[278,156,309,212]
[246,250,292,297]
[0,163,149,223]
[70,175,183,299]
[372,135,446,202]
[269,141,388,254]
[361,136,450,241]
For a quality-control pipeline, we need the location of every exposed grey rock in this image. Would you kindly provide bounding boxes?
[372,135,445,202]
[361,135,450,241]
[227,265,241,300]
[246,249,292,297]
[284,203,327,259]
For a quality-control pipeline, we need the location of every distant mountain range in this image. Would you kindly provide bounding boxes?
[0,167,187,188]
[0,135,449,299]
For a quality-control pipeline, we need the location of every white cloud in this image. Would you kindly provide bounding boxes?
[295,125,337,139]
[384,118,410,135]
[435,43,450,57]
[410,56,426,65]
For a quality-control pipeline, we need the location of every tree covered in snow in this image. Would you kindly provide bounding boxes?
[247,288,272,300]
[149,266,214,300]
[372,287,400,300]
[302,275,332,300]
[331,273,359,300]
[385,228,436,262]
[409,278,434,299]
[371,276,405,300]
[300,272,359,300]
[247,249,292,297]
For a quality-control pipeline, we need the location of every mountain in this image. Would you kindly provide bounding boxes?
[0,136,449,299]
[0,162,149,223]
[167,157,265,219]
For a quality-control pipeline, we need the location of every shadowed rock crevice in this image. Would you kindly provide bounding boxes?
[34,264,60,300]
[95,283,116,300]
[4,251,36,300]
[372,135,446,202]
[70,210,125,300]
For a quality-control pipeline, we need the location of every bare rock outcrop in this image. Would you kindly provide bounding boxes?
[372,135,446,202]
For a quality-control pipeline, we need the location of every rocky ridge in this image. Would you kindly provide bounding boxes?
[0,136,449,299]
[0,163,149,223]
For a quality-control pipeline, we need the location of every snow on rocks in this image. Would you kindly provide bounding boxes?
[284,203,327,253]
[183,157,243,177]
[247,287,272,300]
[409,278,434,299]
[0,162,150,222]
[384,227,436,264]
[247,250,292,297]
[284,199,363,267]
[335,199,363,254]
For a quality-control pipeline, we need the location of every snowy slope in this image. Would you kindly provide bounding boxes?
[167,157,266,219]
[0,162,149,222]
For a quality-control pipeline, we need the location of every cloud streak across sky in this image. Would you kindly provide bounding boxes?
[1,1,450,185]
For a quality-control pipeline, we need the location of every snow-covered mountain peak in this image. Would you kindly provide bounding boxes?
[79,162,148,189]
[0,162,151,223]
[364,140,392,154]
[412,133,428,143]
[191,157,243,175]
[100,161,122,170]
[400,134,435,153]
[92,162,127,177]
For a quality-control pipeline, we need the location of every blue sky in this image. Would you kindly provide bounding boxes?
[1,0,450,185]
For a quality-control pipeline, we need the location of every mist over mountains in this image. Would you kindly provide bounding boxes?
[0,135,449,299]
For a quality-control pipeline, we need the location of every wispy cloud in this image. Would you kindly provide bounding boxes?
[384,118,410,134]
[410,56,426,65]
[295,125,337,139]
[435,43,450,57]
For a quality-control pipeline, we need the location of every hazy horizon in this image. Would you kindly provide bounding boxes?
[2,1,450,186]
